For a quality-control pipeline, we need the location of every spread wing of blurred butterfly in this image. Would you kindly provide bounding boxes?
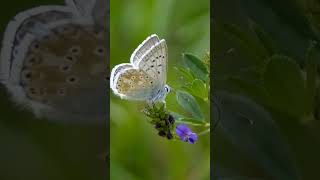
[0,0,109,123]
[110,34,171,103]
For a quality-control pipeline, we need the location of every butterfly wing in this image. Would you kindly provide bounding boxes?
[136,39,168,87]
[130,34,160,66]
[65,0,108,29]
[110,64,161,101]
[110,63,132,88]
[65,0,96,17]
[0,2,108,122]
[91,0,109,29]
[0,5,77,82]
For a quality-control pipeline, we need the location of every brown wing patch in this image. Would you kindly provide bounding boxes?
[115,69,154,95]
[19,23,107,104]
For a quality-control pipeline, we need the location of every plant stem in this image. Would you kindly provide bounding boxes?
[175,119,210,127]
[198,128,210,136]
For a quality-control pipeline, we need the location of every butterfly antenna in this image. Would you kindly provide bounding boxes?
[170,87,176,93]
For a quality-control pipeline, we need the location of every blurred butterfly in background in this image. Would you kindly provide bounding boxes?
[110,34,171,103]
[0,0,109,123]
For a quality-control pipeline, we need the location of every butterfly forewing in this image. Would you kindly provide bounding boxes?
[130,34,160,66]
[137,39,167,87]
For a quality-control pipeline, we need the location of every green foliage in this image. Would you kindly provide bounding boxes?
[183,53,209,81]
[182,79,208,101]
[249,20,278,56]
[142,53,210,128]
[263,55,308,118]
[215,9,320,177]
[305,41,319,113]
[172,53,210,123]
[176,90,204,120]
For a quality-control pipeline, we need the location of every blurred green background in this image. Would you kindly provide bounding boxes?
[214,0,320,179]
[110,0,210,179]
[0,1,107,180]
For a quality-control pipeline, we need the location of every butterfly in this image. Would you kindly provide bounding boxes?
[0,0,108,123]
[110,34,171,103]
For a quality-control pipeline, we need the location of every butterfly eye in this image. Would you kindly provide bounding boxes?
[165,86,170,93]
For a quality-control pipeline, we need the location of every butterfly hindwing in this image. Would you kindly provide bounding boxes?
[113,67,159,100]
[0,6,77,83]
[65,0,96,17]
[110,63,132,88]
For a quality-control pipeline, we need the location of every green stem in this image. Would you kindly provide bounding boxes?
[175,120,210,127]
[198,128,210,136]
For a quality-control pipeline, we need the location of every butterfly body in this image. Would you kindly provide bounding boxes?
[110,34,170,103]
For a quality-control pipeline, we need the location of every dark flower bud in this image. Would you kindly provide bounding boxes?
[168,114,175,124]
[166,131,173,140]
[155,123,162,129]
[158,131,166,137]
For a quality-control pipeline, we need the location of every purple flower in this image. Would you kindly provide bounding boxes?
[176,124,198,144]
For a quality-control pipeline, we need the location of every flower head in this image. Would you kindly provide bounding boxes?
[176,124,198,144]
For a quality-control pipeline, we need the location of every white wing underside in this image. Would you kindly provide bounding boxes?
[130,34,160,66]
[0,0,104,118]
[110,35,168,101]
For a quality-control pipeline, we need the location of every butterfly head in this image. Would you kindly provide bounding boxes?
[152,84,171,103]
[164,84,171,94]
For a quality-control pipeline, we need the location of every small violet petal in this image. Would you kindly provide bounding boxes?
[188,133,198,144]
[176,124,190,138]
[175,124,198,144]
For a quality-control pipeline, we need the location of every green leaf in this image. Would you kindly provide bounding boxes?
[169,112,185,120]
[226,77,268,105]
[263,55,307,118]
[174,67,194,82]
[305,41,319,114]
[240,0,314,64]
[217,92,301,180]
[249,20,278,56]
[176,118,208,125]
[182,79,208,101]
[218,23,268,65]
[183,53,208,81]
[176,90,204,120]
